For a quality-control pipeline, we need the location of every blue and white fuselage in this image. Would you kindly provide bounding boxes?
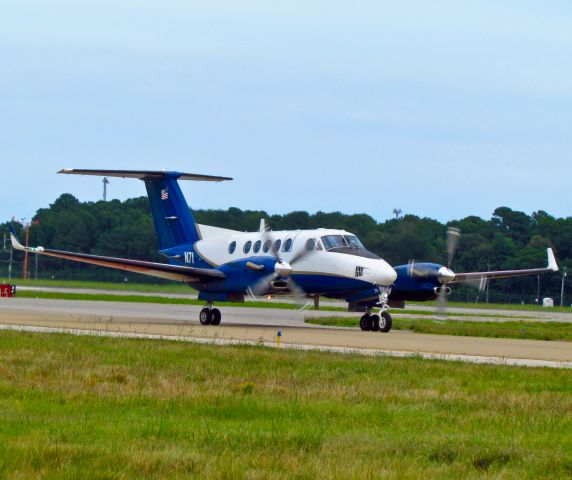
[162,224,396,304]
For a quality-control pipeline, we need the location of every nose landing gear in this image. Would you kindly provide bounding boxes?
[358,287,393,333]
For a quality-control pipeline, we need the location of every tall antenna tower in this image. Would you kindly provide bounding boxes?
[103,177,110,201]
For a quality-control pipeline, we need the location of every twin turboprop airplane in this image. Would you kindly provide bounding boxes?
[9,169,559,333]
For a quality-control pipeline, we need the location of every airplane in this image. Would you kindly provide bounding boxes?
[9,169,398,331]
[8,169,559,333]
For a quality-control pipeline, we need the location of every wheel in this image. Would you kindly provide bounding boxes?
[379,311,392,332]
[370,314,380,331]
[211,308,221,325]
[359,314,372,331]
[199,308,212,325]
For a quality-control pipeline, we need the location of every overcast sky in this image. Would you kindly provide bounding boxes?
[1,1,571,225]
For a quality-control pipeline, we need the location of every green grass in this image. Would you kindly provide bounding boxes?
[1,277,195,293]
[0,331,570,479]
[434,300,572,314]
[305,316,572,342]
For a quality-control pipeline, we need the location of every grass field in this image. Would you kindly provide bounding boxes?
[0,331,570,478]
[1,278,194,294]
[305,316,572,342]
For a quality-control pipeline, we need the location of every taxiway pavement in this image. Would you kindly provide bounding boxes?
[1,298,571,366]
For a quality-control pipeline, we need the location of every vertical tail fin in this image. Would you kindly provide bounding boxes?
[59,169,232,250]
[145,173,201,249]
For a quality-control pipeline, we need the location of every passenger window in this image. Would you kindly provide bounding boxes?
[228,241,237,254]
[243,241,252,254]
[272,239,282,253]
[263,240,271,253]
[283,238,293,252]
[253,240,261,253]
[305,238,316,251]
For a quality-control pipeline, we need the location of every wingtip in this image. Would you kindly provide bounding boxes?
[547,248,559,272]
[8,225,24,251]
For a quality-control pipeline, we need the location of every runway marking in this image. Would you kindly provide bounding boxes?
[2,323,570,369]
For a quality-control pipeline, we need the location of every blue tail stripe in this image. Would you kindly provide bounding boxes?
[145,173,201,250]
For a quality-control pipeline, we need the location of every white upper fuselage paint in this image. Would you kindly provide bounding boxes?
[194,226,397,287]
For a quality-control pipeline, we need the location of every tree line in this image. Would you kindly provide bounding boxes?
[1,194,570,305]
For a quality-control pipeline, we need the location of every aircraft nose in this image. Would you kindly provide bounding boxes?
[372,261,397,286]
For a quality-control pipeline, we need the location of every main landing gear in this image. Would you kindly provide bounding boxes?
[359,310,392,332]
[199,303,221,325]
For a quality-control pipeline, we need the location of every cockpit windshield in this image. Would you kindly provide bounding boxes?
[321,234,365,251]
[344,235,364,249]
[321,235,348,250]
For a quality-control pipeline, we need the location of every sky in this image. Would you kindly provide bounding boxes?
[1,1,571,225]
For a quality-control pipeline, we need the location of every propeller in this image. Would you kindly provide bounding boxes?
[407,226,461,279]
[249,224,314,306]
[436,226,461,317]
[446,226,461,268]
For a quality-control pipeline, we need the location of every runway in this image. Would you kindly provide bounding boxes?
[1,298,571,368]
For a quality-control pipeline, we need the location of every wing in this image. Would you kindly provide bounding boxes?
[452,248,558,283]
[8,226,224,283]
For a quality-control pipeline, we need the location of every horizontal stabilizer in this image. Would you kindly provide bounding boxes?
[59,169,232,182]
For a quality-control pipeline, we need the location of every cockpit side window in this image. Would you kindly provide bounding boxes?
[305,238,316,251]
[321,235,349,250]
[344,235,364,249]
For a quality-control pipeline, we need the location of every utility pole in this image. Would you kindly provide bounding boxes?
[103,177,110,201]
[23,223,30,280]
[8,243,13,280]
[560,266,568,307]
[536,275,541,305]
[485,264,490,304]
[3,233,13,280]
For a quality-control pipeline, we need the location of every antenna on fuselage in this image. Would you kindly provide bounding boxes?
[259,218,267,232]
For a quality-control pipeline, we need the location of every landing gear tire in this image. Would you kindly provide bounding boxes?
[199,308,212,325]
[370,315,380,331]
[211,308,222,325]
[359,314,372,331]
[379,311,392,333]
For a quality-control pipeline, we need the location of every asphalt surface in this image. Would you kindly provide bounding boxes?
[16,286,572,322]
[1,297,571,365]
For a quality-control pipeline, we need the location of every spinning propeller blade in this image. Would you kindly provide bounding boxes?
[437,227,462,317]
[250,222,314,305]
[446,226,461,268]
